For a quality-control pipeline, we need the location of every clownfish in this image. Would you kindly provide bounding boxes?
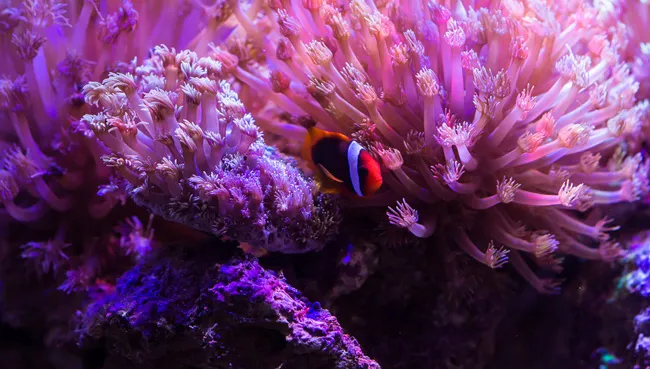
[301,125,383,197]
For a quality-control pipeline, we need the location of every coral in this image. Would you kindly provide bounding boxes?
[199,0,650,291]
[78,239,380,369]
[595,223,650,369]
[82,49,340,253]
[0,0,222,271]
[617,230,650,368]
[621,230,650,297]
[634,306,650,365]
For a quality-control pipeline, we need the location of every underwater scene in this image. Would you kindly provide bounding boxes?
[3,0,650,368]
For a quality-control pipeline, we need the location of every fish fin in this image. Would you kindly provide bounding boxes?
[313,170,343,194]
[319,185,343,194]
[317,163,344,183]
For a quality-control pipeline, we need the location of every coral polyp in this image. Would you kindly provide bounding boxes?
[81,49,340,253]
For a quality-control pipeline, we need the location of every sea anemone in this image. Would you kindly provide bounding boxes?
[0,0,140,289]
[0,5,199,339]
[193,0,650,292]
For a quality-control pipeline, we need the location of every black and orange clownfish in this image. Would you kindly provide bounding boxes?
[301,125,383,197]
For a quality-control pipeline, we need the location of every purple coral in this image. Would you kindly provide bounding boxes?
[613,230,650,366]
[635,307,650,359]
[82,49,339,253]
[621,231,650,297]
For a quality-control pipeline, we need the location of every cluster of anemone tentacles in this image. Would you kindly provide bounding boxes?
[0,0,160,293]
[192,0,650,292]
[2,0,650,294]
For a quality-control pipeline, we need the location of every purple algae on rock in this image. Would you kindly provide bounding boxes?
[77,239,380,369]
